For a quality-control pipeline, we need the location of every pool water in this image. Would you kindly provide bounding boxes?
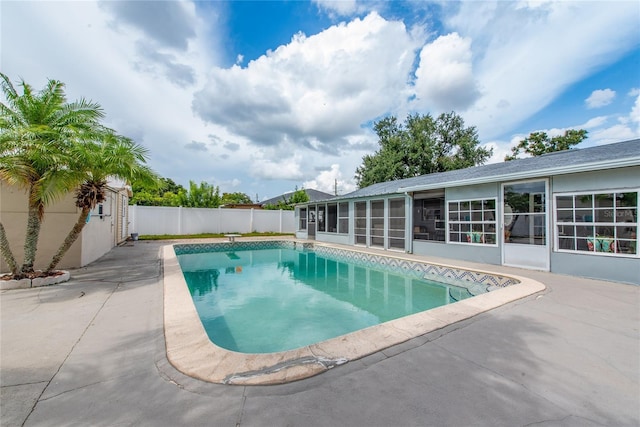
[177,248,473,354]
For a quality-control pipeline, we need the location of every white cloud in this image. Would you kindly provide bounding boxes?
[484,136,526,164]
[250,152,305,181]
[220,178,242,189]
[98,0,197,50]
[184,141,208,151]
[303,164,357,195]
[580,116,609,129]
[494,91,640,151]
[413,33,479,111]
[1,1,232,190]
[588,124,637,145]
[585,89,616,109]
[223,142,240,152]
[2,0,637,200]
[485,90,640,161]
[312,0,358,17]
[445,1,640,140]
[630,91,640,128]
[583,91,640,144]
[193,12,419,153]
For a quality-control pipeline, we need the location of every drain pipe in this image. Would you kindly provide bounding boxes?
[405,192,413,254]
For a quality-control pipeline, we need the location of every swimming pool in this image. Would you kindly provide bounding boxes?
[163,240,545,385]
[176,245,478,353]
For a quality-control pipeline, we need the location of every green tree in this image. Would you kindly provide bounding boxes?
[355,112,492,188]
[130,177,185,206]
[46,132,157,272]
[221,192,253,205]
[0,72,105,277]
[179,181,221,208]
[288,188,310,205]
[262,187,310,210]
[505,129,588,161]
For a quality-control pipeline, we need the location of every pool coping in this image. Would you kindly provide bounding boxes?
[163,240,546,385]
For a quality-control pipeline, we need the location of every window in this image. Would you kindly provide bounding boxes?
[388,198,405,250]
[370,200,384,247]
[327,204,338,233]
[448,199,497,245]
[299,208,307,230]
[355,202,367,244]
[317,205,326,232]
[338,202,349,234]
[555,191,638,256]
[413,192,445,242]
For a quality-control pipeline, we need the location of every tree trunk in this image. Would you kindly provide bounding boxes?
[21,198,42,273]
[0,222,20,276]
[47,208,90,273]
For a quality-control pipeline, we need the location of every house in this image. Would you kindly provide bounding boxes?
[295,139,640,285]
[0,179,131,272]
[260,189,334,207]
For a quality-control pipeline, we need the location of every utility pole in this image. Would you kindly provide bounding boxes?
[334,179,338,196]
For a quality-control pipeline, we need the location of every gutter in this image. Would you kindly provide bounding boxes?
[398,157,640,193]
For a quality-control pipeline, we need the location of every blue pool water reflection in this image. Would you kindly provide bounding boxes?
[177,248,473,353]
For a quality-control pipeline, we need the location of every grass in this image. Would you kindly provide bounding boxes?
[138,232,294,240]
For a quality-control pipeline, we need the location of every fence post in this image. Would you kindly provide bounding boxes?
[279,209,283,233]
[178,206,182,235]
[250,208,254,233]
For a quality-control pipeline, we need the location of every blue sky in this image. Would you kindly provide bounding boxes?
[2,1,639,201]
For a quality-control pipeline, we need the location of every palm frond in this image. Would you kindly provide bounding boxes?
[0,72,18,104]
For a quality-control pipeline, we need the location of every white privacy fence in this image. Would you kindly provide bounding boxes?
[128,206,296,236]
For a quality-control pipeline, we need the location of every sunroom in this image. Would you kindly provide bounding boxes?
[295,139,640,284]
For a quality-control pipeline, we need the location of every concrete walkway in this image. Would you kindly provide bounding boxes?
[1,240,638,427]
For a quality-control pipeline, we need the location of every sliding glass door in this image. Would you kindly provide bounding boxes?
[502,180,549,270]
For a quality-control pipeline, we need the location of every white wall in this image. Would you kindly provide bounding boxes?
[129,206,295,236]
[80,212,114,266]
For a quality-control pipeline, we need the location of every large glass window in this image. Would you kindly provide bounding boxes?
[327,204,338,233]
[338,202,349,234]
[555,191,638,256]
[388,198,405,250]
[299,208,307,230]
[370,200,384,247]
[413,192,445,241]
[448,199,497,245]
[355,202,367,244]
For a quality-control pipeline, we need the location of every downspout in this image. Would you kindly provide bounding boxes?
[405,192,413,254]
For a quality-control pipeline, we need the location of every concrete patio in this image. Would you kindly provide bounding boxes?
[1,239,638,426]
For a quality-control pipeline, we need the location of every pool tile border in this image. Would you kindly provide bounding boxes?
[163,240,546,385]
[312,244,518,294]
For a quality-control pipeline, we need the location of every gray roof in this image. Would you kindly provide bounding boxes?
[316,139,640,202]
[261,188,334,206]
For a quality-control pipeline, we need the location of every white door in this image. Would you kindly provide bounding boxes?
[502,180,550,270]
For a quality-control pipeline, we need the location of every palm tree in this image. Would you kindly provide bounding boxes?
[0,223,19,275]
[46,132,157,272]
[0,72,105,277]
